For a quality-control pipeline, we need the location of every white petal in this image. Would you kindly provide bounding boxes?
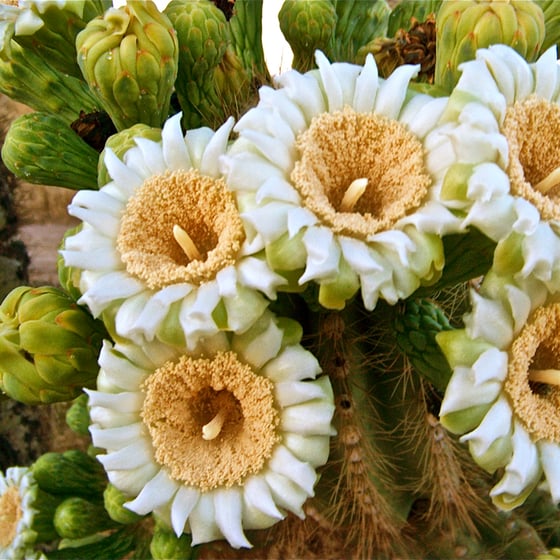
[97,439,154,470]
[533,46,560,100]
[125,470,179,516]
[200,117,235,176]
[213,488,252,549]
[338,237,383,274]
[460,395,513,473]
[108,462,159,497]
[268,445,317,495]
[400,95,447,139]
[299,226,341,283]
[374,64,419,120]
[281,400,336,436]
[489,420,541,510]
[80,272,145,317]
[256,176,300,205]
[162,112,192,170]
[238,129,293,172]
[539,440,560,504]
[89,422,145,450]
[274,379,328,407]
[263,345,322,382]
[185,127,214,166]
[264,470,307,519]
[352,54,379,113]
[276,68,326,121]
[236,257,287,299]
[222,150,286,192]
[315,51,345,112]
[233,316,283,369]
[170,486,200,536]
[134,138,166,175]
[259,85,308,133]
[103,148,145,193]
[282,433,331,467]
[188,493,222,545]
[85,390,143,413]
[465,291,514,349]
[243,475,284,520]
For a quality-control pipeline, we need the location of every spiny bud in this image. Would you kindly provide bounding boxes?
[279,0,337,72]
[0,286,107,404]
[76,0,179,130]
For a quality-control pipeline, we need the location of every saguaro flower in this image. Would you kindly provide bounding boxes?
[61,113,285,349]
[222,52,507,310]
[87,312,335,548]
[437,270,560,510]
[0,467,38,560]
[443,44,560,288]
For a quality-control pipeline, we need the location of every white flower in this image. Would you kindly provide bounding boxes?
[222,51,509,311]
[62,113,286,349]
[445,45,560,287]
[87,311,335,548]
[437,270,560,510]
[0,466,38,560]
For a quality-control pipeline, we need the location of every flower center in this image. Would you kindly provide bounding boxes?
[503,96,560,221]
[291,107,431,238]
[506,302,560,442]
[0,486,22,548]
[116,169,245,290]
[141,351,280,491]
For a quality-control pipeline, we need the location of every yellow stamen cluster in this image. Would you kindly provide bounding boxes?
[506,303,560,442]
[141,351,280,491]
[503,95,560,221]
[0,486,22,548]
[117,170,245,289]
[291,107,431,238]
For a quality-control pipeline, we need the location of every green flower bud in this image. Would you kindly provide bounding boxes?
[103,484,144,525]
[0,41,99,121]
[0,0,111,79]
[97,123,161,186]
[279,0,337,71]
[435,0,546,92]
[387,0,442,37]
[0,286,107,405]
[394,298,454,392]
[65,393,91,436]
[54,497,117,539]
[150,518,194,560]
[76,0,179,131]
[1,112,99,190]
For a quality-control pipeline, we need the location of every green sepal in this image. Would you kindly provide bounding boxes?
[150,517,195,560]
[104,483,145,525]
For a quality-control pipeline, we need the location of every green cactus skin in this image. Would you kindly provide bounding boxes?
[45,526,138,560]
[435,0,546,93]
[534,0,560,53]
[0,41,100,121]
[7,0,112,80]
[76,0,179,131]
[0,286,107,405]
[279,0,337,72]
[32,450,107,499]
[1,112,99,191]
[394,298,454,393]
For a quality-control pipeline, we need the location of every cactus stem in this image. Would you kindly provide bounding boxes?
[534,167,560,195]
[340,178,368,212]
[528,368,560,386]
[202,409,227,440]
[172,224,202,261]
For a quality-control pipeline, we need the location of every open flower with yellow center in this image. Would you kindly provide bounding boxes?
[437,268,560,511]
[0,466,38,560]
[221,51,508,310]
[87,311,335,548]
[444,44,560,288]
[61,113,285,349]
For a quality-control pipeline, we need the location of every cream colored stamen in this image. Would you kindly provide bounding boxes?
[0,487,22,548]
[202,409,226,440]
[534,167,560,195]
[528,368,560,386]
[172,224,202,261]
[340,178,368,212]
